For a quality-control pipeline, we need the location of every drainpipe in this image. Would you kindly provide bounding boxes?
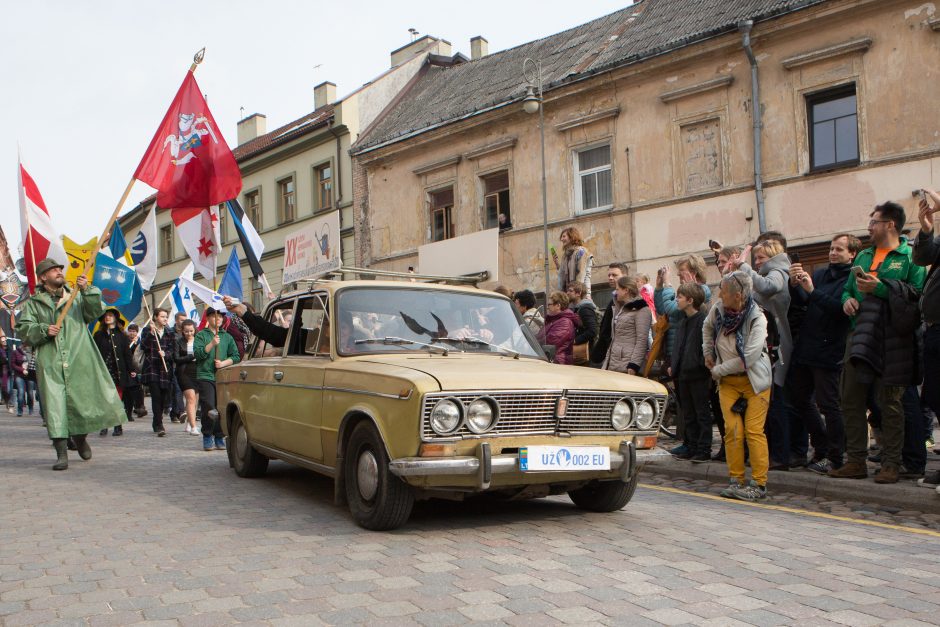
[739,20,767,234]
[328,118,344,206]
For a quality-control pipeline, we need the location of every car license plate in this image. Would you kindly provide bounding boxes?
[519,446,610,471]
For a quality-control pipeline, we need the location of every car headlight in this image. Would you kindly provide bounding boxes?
[430,398,463,434]
[611,398,633,431]
[466,397,497,434]
[635,399,657,430]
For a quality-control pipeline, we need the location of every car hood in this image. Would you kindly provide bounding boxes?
[356,354,667,394]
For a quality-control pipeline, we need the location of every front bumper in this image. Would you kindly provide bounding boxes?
[389,441,670,489]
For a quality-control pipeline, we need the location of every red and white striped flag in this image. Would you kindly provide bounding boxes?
[18,156,67,293]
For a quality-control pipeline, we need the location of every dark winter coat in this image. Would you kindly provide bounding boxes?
[173,335,198,380]
[538,309,581,365]
[671,309,709,380]
[93,326,134,388]
[571,299,598,346]
[848,279,922,386]
[791,263,852,370]
[11,347,26,380]
[590,297,615,363]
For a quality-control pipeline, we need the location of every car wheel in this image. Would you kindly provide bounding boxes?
[344,421,414,530]
[568,474,638,512]
[230,411,268,478]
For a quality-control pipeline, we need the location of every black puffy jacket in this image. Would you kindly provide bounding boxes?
[848,279,921,386]
[791,263,851,370]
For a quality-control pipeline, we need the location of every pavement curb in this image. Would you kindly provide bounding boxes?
[640,457,940,514]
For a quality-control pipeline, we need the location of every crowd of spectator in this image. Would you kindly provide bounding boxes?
[505,191,940,502]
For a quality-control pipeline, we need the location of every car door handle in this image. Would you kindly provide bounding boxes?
[274,371,284,381]
[239,370,247,380]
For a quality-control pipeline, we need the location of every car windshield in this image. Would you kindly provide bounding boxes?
[335,287,543,358]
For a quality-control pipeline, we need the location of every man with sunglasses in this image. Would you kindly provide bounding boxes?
[830,202,925,483]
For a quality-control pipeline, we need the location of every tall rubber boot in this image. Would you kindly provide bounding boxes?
[72,434,92,461]
[52,439,69,471]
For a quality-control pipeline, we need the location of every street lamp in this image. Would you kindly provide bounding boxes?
[522,58,551,313]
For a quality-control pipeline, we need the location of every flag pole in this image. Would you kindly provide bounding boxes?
[141,298,168,372]
[157,286,173,308]
[26,223,39,293]
[53,47,207,328]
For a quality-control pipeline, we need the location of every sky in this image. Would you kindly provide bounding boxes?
[1,0,631,257]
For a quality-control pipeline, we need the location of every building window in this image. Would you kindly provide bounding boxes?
[429,187,455,242]
[314,163,332,212]
[575,144,612,212]
[159,224,174,264]
[217,203,228,244]
[482,171,511,231]
[808,85,858,171]
[244,190,262,231]
[277,177,295,225]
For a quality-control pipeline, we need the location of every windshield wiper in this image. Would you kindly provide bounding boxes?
[434,336,520,359]
[355,336,450,355]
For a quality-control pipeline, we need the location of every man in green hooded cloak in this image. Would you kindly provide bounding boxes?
[16,258,126,470]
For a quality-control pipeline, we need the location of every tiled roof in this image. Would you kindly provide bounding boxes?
[353,0,826,153]
[233,104,334,161]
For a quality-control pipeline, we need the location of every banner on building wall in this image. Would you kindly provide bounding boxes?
[282,212,341,283]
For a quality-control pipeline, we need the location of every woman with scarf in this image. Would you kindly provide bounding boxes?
[602,277,652,375]
[553,227,593,299]
[93,308,134,436]
[703,271,772,501]
[731,239,793,471]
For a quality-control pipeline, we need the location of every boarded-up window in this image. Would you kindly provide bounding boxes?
[682,119,722,193]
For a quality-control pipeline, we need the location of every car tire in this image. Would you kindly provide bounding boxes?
[344,421,414,530]
[230,411,269,478]
[568,474,638,512]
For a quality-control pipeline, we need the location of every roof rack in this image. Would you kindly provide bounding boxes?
[326,266,489,286]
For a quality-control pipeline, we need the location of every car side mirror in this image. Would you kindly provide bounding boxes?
[541,344,556,361]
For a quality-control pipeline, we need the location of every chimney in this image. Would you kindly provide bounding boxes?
[237,113,267,146]
[314,81,336,109]
[470,36,489,60]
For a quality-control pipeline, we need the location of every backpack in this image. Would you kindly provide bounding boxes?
[130,340,145,373]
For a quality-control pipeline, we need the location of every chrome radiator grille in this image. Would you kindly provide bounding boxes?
[421,390,666,440]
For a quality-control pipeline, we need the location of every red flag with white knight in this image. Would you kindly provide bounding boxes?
[170,205,221,280]
[18,157,67,294]
[134,71,242,208]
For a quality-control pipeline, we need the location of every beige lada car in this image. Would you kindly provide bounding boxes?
[218,279,669,530]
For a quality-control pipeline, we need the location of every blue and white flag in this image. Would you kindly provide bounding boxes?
[168,262,200,323]
[178,276,226,313]
[92,253,136,307]
[218,247,243,300]
[130,206,158,290]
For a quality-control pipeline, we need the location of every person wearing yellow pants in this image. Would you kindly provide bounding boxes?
[703,271,773,501]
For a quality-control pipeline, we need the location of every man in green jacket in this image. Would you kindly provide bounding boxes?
[16,258,126,470]
[830,202,926,483]
[193,307,240,451]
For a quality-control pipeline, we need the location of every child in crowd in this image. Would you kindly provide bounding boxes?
[670,283,712,462]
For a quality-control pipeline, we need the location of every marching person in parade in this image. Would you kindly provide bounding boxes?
[193,307,240,451]
[140,308,176,437]
[93,308,135,436]
[15,258,126,470]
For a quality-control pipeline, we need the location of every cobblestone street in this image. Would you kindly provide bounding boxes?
[3,412,940,626]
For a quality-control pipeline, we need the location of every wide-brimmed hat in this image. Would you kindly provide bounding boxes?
[99,308,125,326]
[35,258,64,276]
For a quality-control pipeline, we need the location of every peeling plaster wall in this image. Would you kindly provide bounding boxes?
[357,0,940,291]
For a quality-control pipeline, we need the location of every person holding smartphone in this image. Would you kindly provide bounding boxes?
[914,189,940,488]
[830,202,925,484]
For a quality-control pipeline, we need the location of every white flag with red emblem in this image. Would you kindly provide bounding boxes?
[169,206,220,280]
[17,155,67,293]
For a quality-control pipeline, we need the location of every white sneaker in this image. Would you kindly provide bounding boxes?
[184,424,192,434]
[192,427,201,436]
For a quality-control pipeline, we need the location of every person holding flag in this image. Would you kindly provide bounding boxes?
[15,258,126,470]
[140,308,176,437]
[93,308,135,436]
[193,307,239,451]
